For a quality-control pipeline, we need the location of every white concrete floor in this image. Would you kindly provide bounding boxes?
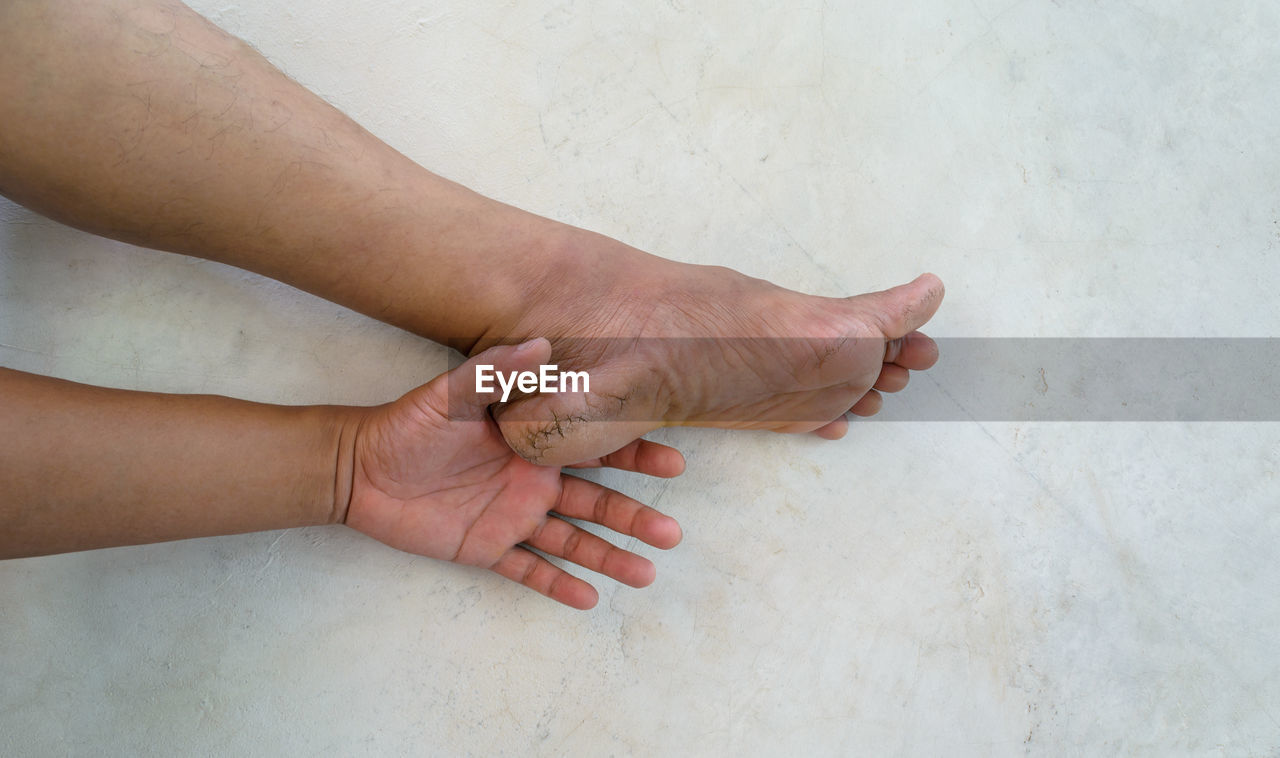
[3,1,1278,754]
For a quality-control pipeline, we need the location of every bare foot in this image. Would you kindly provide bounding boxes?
[477,232,944,465]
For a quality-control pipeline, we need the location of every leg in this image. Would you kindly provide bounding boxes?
[0,0,943,465]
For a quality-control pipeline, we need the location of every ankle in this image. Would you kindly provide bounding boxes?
[482,226,663,346]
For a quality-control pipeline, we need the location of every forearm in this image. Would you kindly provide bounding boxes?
[0,0,624,348]
[0,368,356,558]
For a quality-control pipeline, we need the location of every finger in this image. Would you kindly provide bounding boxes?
[884,330,939,371]
[490,545,599,610]
[555,476,682,549]
[446,338,555,417]
[854,273,945,339]
[525,516,657,588]
[873,363,910,393]
[850,389,883,417]
[812,414,849,440]
[567,438,686,478]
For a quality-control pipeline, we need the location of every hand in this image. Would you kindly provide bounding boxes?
[340,339,684,610]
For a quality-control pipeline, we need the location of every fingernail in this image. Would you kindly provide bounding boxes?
[514,338,543,354]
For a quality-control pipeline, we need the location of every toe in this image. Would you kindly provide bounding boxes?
[853,273,945,339]
[812,414,850,439]
[850,390,883,417]
[873,364,910,393]
[887,331,939,371]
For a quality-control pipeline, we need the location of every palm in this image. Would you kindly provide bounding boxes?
[342,340,684,610]
[351,405,562,566]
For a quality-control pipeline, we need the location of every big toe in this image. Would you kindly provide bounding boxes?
[851,273,945,339]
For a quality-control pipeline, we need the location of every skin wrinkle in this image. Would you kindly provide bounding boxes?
[446,486,499,565]
[515,550,540,587]
[592,489,615,531]
[329,415,346,526]
[558,527,584,565]
[518,411,592,463]
[815,336,848,370]
[499,363,641,461]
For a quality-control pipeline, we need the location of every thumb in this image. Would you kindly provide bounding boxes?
[853,273,945,339]
[441,338,554,420]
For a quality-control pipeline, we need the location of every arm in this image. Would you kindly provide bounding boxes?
[0,366,350,556]
[0,341,684,609]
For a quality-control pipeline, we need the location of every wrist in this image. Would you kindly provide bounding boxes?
[317,405,366,527]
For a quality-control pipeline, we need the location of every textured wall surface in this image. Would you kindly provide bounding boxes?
[3,1,1278,755]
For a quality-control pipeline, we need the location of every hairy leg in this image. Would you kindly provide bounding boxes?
[0,0,943,466]
[0,0,560,345]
